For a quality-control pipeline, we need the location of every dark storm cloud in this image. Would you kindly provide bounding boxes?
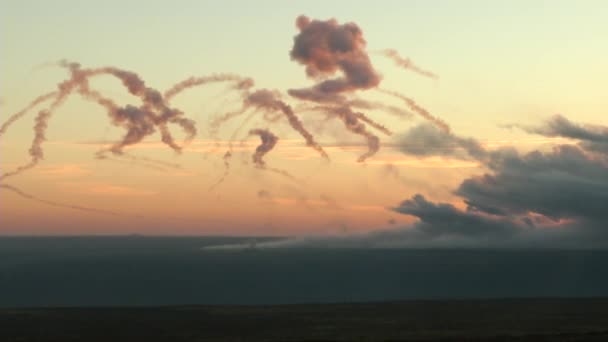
[457,144,608,223]
[397,123,486,160]
[205,115,608,250]
[392,194,519,238]
[508,114,608,157]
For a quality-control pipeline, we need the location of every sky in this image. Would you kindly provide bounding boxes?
[1,0,607,244]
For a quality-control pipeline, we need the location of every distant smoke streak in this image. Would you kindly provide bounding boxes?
[209,106,249,137]
[209,151,232,191]
[380,49,438,80]
[379,89,450,133]
[0,184,135,217]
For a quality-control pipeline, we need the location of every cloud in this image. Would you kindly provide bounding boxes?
[207,115,608,250]
[507,114,608,157]
[397,123,486,160]
[457,145,608,223]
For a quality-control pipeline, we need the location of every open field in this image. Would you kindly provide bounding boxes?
[3,298,608,341]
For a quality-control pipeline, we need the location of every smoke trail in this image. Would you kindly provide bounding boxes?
[98,155,171,172]
[249,128,278,168]
[379,49,439,80]
[164,74,254,100]
[0,184,136,217]
[1,94,68,180]
[58,62,197,155]
[347,99,413,120]
[379,88,450,133]
[1,61,203,179]
[301,105,390,162]
[208,151,232,191]
[209,105,249,137]
[0,91,57,137]
[332,106,381,163]
[245,89,328,159]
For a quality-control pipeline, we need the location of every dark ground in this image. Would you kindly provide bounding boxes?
[2,237,608,307]
[2,298,608,341]
[2,237,608,340]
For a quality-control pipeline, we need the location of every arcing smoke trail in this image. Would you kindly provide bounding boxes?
[164,74,253,100]
[244,89,328,159]
[302,104,391,162]
[0,92,57,137]
[380,49,439,80]
[379,88,450,133]
[1,61,252,180]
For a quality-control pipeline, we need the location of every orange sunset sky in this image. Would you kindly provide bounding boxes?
[1,0,607,236]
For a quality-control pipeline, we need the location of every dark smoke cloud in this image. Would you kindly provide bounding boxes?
[289,15,381,102]
[380,49,439,80]
[287,15,437,162]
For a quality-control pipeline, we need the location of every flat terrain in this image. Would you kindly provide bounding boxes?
[3,298,608,341]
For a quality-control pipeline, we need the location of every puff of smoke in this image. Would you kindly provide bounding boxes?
[249,128,278,168]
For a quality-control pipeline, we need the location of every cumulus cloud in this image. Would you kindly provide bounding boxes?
[507,114,608,157]
[207,115,608,251]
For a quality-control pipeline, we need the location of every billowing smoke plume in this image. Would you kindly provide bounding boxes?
[289,16,381,102]
[380,49,438,80]
[287,15,444,162]
[286,16,383,162]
